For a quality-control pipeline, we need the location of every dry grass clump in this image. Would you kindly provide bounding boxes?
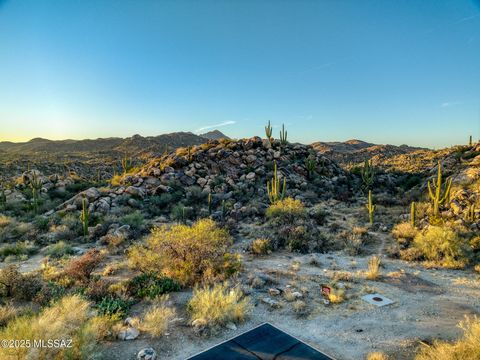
[366,255,381,280]
[0,303,18,327]
[266,197,306,224]
[415,316,480,360]
[251,238,271,255]
[188,283,250,328]
[341,226,369,255]
[413,226,467,268]
[140,303,176,338]
[292,300,307,314]
[0,295,101,359]
[366,352,390,360]
[128,219,241,285]
[392,222,418,242]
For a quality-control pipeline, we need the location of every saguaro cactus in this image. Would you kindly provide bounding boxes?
[265,120,273,144]
[0,187,6,207]
[427,161,452,218]
[279,123,288,147]
[80,197,90,237]
[365,190,376,224]
[121,154,132,175]
[207,193,212,215]
[266,161,286,204]
[29,172,42,213]
[361,159,375,191]
[469,135,473,146]
[410,201,416,228]
[305,157,316,180]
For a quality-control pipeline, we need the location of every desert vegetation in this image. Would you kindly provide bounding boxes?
[0,127,478,359]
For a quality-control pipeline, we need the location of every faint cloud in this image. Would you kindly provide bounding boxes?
[441,101,462,108]
[453,14,480,24]
[195,120,236,133]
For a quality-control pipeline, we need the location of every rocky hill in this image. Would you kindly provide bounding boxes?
[50,137,347,223]
[312,139,427,169]
[0,131,229,179]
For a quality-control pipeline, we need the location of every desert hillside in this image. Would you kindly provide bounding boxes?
[0,130,479,359]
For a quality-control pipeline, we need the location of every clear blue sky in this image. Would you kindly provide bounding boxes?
[0,0,479,148]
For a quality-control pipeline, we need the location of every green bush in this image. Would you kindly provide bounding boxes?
[413,225,467,268]
[128,219,240,285]
[127,273,180,299]
[120,211,144,230]
[266,197,306,224]
[96,296,131,317]
[44,241,75,258]
[0,241,36,261]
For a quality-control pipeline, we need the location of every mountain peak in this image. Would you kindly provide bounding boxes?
[200,130,230,140]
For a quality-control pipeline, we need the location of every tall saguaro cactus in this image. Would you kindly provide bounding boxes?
[80,197,90,237]
[428,161,452,218]
[279,124,288,147]
[29,172,42,213]
[469,135,473,146]
[361,159,375,191]
[266,161,286,204]
[0,186,6,208]
[365,190,376,225]
[265,120,273,144]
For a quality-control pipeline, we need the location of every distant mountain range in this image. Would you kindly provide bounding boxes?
[0,131,230,161]
[311,139,427,167]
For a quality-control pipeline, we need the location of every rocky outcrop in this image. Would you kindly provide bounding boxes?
[54,137,348,221]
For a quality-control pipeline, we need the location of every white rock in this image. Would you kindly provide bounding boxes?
[137,347,157,360]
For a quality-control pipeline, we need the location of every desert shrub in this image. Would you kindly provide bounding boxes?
[266,197,306,224]
[366,255,381,280]
[0,265,42,300]
[83,314,120,341]
[170,204,193,222]
[96,296,131,318]
[44,241,75,258]
[0,303,18,327]
[33,215,50,232]
[85,278,113,302]
[327,287,345,304]
[413,226,467,268]
[146,194,173,215]
[120,211,144,230]
[310,206,328,225]
[367,353,390,360]
[250,238,271,255]
[127,273,180,299]
[128,219,240,285]
[341,227,369,256]
[415,316,480,360]
[188,283,250,328]
[392,222,418,241]
[0,295,99,359]
[64,249,104,283]
[0,215,11,228]
[140,303,176,338]
[0,241,36,261]
[33,281,68,306]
